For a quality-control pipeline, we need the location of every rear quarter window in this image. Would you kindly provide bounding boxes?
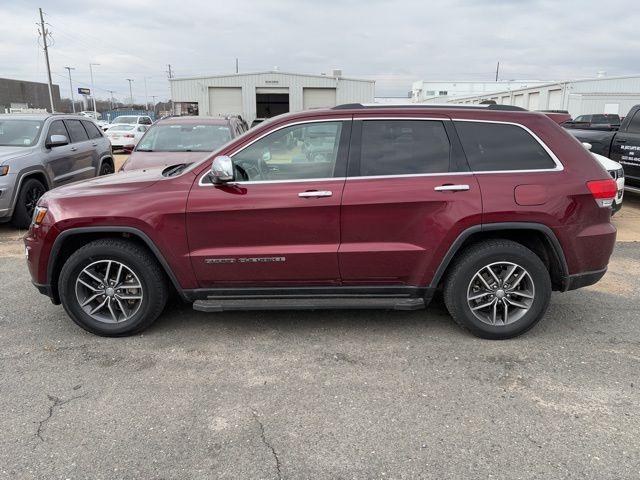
[455,121,557,171]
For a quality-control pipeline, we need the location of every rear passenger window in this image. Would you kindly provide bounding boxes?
[455,122,556,171]
[64,120,89,143]
[82,120,102,139]
[359,120,450,176]
[627,111,640,134]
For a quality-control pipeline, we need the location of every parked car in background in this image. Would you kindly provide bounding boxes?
[0,114,113,228]
[539,111,572,125]
[101,115,153,131]
[567,104,640,190]
[26,104,618,339]
[564,113,621,130]
[105,124,149,151]
[119,116,246,172]
[585,147,625,212]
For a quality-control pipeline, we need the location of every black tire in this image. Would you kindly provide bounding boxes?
[58,239,168,336]
[11,177,46,229]
[443,239,552,339]
[99,160,114,175]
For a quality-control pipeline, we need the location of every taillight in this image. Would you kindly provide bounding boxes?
[587,179,618,207]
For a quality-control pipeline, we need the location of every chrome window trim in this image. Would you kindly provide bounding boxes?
[198,116,565,187]
[198,117,351,187]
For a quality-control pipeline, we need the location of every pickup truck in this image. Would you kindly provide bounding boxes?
[568,104,640,190]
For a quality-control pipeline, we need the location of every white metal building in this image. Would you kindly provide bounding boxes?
[444,74,640,117]
[169,70,375,123]
[411,80,547,103]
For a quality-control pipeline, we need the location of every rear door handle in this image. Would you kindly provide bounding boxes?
[434,184,470,192]
[70,146,77,151]
[298,190,333,198]
[615,139,627,143]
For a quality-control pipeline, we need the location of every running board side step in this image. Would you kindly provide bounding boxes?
[192,297,426,312]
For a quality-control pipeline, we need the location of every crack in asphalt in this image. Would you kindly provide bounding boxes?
[252,410,283,480]
[36,392,87,442]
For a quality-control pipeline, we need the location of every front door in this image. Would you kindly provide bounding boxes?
[186,119,351,287]
[610,110,640,187]
[339,116,482,287]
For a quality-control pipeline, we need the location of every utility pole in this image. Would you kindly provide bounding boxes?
[89,63,100,115]
[167,64,173,79]
[64,66,75,113]
[106,90,116,110]
[150,95,157,114]
[38,8,55,113]
[495,61,500,82]
[235,58,239,74]
[143,77,150,111]
[126,78,134,106]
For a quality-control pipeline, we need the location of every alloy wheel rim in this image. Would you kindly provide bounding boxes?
[75,260,143,323]
[466,261,535,326]
[25,185,45,218]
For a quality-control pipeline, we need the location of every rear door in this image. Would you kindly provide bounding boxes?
[186,118,351,287]
[339,115,482,287]
[611,110,640,186]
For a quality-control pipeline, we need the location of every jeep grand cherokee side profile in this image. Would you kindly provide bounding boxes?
[24,104,617,339]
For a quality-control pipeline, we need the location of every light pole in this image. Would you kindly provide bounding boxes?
[143,77,150,112]
[89,63,100,116]
[126,78,134,107]
[64,66,75,113]
[106,90,116,110]
[150,95,157,115]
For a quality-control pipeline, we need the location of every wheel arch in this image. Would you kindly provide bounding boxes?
[430,223,569,291]
[47,227,186,303]
[8,169,50,215]
[97,155,114,174]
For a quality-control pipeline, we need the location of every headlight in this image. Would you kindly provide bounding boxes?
[32,206,48,225]
[0,165,9,176]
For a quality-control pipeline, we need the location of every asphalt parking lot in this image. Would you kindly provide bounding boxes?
[0,188,639,479]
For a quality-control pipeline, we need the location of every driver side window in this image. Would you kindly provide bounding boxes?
[232,121,343,181]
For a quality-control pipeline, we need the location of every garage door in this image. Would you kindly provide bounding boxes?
[548,89,562,110]
[208,87,243,116]
[303,88,337,110]
[528,92,540,111]
[501,96,511,105]
[513,94,525,107]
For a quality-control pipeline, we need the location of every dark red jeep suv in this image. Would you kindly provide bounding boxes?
[24,104,618,339]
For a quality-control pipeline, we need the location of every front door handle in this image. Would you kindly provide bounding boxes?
[298,190,333,198]
[434,184,470,192]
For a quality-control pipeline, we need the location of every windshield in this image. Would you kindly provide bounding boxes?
[0,119,43,146]
[112,116,137,124]
[136,123,232,152]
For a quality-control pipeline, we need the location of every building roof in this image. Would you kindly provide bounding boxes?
[170,70,374,83]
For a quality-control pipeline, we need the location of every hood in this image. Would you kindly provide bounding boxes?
[592,152,622,171]
[121,151,210,171]
[42,167,165,201]
[0,145,37,164]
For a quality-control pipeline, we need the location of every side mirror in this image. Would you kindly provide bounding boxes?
[210,155,234,184]
[47,134,69,148]
[582,142,593,151]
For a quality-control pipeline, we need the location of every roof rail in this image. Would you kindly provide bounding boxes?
[332,103,527,112]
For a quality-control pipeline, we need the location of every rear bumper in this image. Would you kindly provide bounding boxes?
[565,268,607,291]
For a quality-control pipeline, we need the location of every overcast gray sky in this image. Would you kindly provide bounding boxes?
[2,0,639,102]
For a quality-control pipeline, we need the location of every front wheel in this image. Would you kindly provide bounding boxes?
[11,178,46,229]
[443,239,552,339]
[58,239,168,336]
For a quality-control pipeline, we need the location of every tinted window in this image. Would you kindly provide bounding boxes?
[627,111,640,134]
[233,121,343,181]
[139,117,152,125]
[82,120,102,139]
[47,120,68,141]
[64,120,89,143]
[359,120,450,176]
[456,122,556,171]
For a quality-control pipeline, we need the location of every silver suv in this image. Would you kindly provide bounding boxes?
[0,114,113,228]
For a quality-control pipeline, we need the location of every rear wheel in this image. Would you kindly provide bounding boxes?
[59,239,168,336]
[99,160,114,175]
[11,177,46,229]
[443,239,551,339]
